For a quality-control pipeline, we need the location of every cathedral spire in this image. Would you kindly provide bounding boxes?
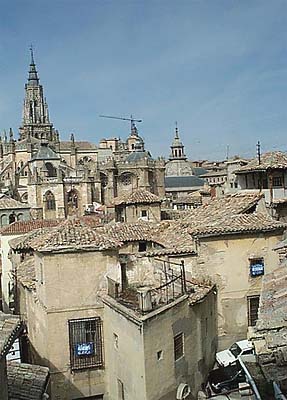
[20,48,57,142]
[28,46,39,86]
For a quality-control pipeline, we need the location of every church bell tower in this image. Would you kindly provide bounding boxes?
[19,47,58,143]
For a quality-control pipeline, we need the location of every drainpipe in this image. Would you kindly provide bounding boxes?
[238,356,262,400]
[273,381,287,400]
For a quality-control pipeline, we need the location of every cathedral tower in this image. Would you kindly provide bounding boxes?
[19,48,58,142]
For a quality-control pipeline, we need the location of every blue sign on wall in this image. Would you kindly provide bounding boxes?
[250,263,264,277]
[75,342,94,356]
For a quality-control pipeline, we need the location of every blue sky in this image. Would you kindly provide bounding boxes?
[1,0,287,160]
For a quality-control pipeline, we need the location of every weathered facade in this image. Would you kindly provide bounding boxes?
[103,257,217,400]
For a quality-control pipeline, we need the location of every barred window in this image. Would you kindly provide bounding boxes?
[68,317,104,371]
[120,173,132,186]
[248,295,260,327]
[174,332,184,361]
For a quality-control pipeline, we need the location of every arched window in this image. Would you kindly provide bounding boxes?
[1,214,8,227]
[67,189,78,209]
[45,191,56,210]
[17,213,23,221]
[100,173,108,188]
[9,212,16,224]
[45,162,57,177]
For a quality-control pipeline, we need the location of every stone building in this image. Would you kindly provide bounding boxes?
[0,50,165,218]
[114,188,162,223]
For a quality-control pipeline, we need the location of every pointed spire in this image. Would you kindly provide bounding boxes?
[28,45,39,86]
[9,128,14,142]
[175,121,179,139]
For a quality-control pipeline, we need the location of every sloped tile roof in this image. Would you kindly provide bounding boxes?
[0,312,22,359]
[0,195,30,210]
[236,151,287,173]
[8,362,49,400]
[1,219,62,235]
[157,193,286,249]
[30,218,121,253]
[114,189,161,205]
[103,221,162,244]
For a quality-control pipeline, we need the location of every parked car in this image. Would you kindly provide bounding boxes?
[205,362,246,395]
[216,340,254,367]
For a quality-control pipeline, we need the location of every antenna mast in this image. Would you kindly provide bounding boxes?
[256,141,261,165]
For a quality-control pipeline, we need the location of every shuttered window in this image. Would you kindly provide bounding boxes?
[174,332,184,361]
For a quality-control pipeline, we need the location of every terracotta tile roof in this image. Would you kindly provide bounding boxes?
[114,189,161,205]
[236,151,287,173]
[8,361,49,400]
[182,192,264,223]
[157,193,286,251]
[1,219,62,235]
[0,195,30,210]
[30,218,121,253]
[0,312,22,359]
[189,213,287,237]
[103,221,162,244]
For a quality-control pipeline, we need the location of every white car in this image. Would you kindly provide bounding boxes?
[216,340,253,367]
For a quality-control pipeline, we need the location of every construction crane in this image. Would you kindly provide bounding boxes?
[99,114,142,133]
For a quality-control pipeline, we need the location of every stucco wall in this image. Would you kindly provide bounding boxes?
[103,290,217,400]
[20,249,119,400]
[185,232,281,349]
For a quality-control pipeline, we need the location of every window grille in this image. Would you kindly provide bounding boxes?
[247,295,260,326]
[68,317,104,371]
[174,332,184,361]
[121,173,132,186]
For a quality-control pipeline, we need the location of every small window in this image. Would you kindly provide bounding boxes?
[272,176,283,187]
[141,210,147,218]
[68,317,104,371]
[157,350,163,361]
[174,332,184,361]
[250,258,264,277]
[138,241,147,252]
[247,295,260,326]
[234,182,238,188]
